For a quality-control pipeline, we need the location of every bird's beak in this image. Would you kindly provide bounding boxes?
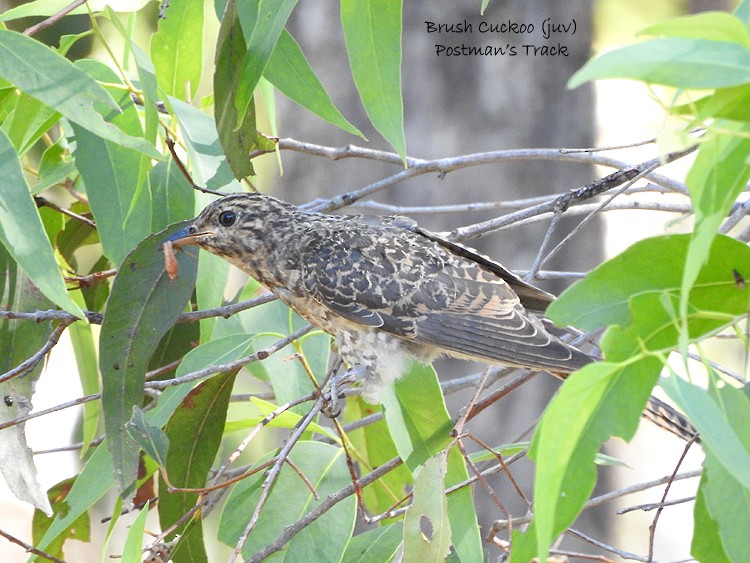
[165,226,213,249]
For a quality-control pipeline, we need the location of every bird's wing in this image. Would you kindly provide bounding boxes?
[413,226,557,313]
[408,263,591,371]
[301,223,591,373]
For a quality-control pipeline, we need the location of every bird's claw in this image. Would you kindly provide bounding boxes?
[320,365,364,418]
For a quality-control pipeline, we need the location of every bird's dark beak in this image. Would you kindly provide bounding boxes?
[165,226,213,248]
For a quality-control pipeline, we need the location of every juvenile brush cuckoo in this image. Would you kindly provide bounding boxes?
[167,192,697,441]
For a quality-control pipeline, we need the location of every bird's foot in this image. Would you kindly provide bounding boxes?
[320,365,365,418]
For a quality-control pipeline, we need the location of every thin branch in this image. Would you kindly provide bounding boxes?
[23,0,88,36]
[449,145,698,242]
[0,527,67,563]
[177,293,278,322]
[0,393,100,432]
[164,136,226,197]
[720,197,750,234]
[618,496,695,515]
[536,158,662,271]
[648,436,699,560]
[146,325,313,390]
[34,196,96,228]
[245,457,404,562]
[566,528,650,563]
[230,401,323,562]
[0,319,74,384]
[491,469,702,530]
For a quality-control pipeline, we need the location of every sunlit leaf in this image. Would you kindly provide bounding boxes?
[0,30,159,157]
[639,11,750,47]
[151,0,204,100]
[71,60,153,266]
[0,129,82,317]
[569,38,750,89]
[341,0,405,158]
[265,29,362,137]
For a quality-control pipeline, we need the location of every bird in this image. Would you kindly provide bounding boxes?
[167,192,697,441]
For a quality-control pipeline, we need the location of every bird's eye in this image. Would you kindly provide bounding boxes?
[218,210,236,227]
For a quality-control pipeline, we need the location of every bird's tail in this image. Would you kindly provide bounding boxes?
[643,395,699,443]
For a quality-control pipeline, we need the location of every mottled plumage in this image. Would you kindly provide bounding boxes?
[168,192,697,440]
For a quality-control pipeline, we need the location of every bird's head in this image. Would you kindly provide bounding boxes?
[166,192,283,260]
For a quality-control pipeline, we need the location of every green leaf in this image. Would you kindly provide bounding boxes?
[214,0,257,180]
[151,0,204,100]
[99,222,198,499]
[403,452,451,562]
[639,12,750,47]
[121,503,150,563]
[34,138,77,194]
[342,522,403,563]
[548,234,750,336]
[105,6,159,145]
[265,29,363,137]
[0,0,151,21]
[341,0,405,158]
[569,38,750,89]
[233,0,298,130]
[381,362,453,470]
[218,442,357,560]
[671,84,750,124]
[228,295,327,413]
[512,359,660,563]
[31,478,90,560]
[150,159,196,232]
[0,30,159,158]
[381,362,482,562]
[176,334,253,377]
[170,97,242,191]
[67,291,100,455]
[346,399,413,515]
[159,370,238,563]
[661,377,750,491]
[682,123,750,317]
[126,406,170,468]
[34,445,114,555]
[0,129,82,317]
[72,60,153,266]
[692,473,731,563]
[224,396,337,440]
[682,383,750,561]
[445,446,483,563]
[2,90,59,156]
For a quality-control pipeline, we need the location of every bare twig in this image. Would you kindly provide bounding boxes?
[618,496,695,515]
[0,527,67,563]
[23,0,88,36]
[34,196,96,228]
[491,469,702,531]
[230,401,323,562]
[648,436,699,560]
[0,393,100,432]
[0,319,74,384]
[566,527,649,562]
[449,145,698,242]
[245,457,404,562]
[145,325,314,390]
